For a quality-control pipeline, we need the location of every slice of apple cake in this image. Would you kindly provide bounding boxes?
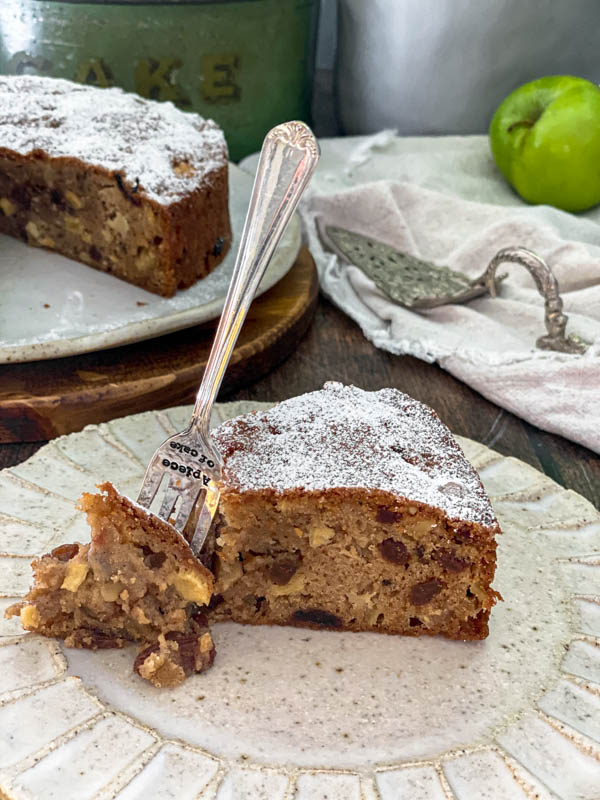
[208,383,501,640]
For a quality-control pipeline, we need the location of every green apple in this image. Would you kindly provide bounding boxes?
[489,75,600,212]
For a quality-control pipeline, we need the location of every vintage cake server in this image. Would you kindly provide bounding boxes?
[137,122,319,556]
[324,225,588,355]
[324,224,507,309]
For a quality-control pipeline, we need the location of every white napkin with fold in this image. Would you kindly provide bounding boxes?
[241,133,600,453]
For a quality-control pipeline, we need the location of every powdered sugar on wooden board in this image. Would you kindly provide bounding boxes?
[213,383,498,527]
[0,75,227,204]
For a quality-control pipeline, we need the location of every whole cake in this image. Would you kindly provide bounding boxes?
[209,383,501,639]
[6,483,215,688]
[0,75,231,296]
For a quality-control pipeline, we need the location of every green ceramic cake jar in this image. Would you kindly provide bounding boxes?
[0,0,319,161]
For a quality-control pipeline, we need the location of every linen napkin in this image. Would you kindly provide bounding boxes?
[241,134,600,453]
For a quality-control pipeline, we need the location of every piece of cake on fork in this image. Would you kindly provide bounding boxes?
[6,483,215,688]
[208,382,501,639]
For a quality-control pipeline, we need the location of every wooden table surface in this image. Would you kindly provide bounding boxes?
[2,295,599,510]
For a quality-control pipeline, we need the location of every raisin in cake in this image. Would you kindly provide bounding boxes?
[208,383,501,640]
[5,483,215,688]
[0,75,231,296]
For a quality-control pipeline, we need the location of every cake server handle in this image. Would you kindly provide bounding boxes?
[190,121,320,443]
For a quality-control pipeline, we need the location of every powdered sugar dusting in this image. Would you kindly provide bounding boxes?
[0,75,227,205]
[213,383,498,527]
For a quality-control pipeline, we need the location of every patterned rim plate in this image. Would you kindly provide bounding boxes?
[1,401,600,799]
[0,165,300,364]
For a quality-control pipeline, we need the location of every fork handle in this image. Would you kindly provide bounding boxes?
[190,121,320,442]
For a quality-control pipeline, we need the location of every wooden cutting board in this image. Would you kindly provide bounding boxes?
[0,247,318,443]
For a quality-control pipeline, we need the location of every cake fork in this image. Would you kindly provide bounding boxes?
[137,121,320,556]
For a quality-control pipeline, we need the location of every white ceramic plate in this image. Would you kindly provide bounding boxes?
[1,402,600,799]
[0,166,301,364]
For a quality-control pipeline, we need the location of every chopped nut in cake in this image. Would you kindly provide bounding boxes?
[208,383,501,640]
[5,482,215,688]
[0,75,231,296]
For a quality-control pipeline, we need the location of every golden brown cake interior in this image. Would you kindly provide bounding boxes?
[209,489,498,639]
[6,482,215,688]
[209,383,501,640]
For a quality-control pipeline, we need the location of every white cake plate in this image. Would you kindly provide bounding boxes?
[1,401,599,799]
[0,166,300,364]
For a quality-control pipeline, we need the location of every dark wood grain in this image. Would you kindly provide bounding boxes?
[1,290,598,510]
[0,248,318,442]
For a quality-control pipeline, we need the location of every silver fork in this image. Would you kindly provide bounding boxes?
[137,121,320,556]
